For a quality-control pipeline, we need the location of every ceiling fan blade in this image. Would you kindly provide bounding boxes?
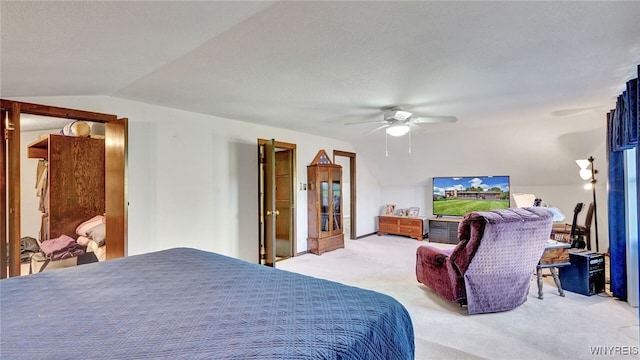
[364,124,389,135]
[345,119,388,125]
[412,116,458,123]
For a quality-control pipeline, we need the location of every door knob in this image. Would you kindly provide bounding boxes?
[266,210,280,216]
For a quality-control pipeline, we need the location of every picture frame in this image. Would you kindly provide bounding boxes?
[397,208,409,217]
[383,204,396,216]
[408,207,420,217]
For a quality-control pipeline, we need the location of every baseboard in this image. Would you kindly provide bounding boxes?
[355,232,377,239]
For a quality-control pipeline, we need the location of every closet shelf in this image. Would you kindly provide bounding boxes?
[27,136,50,159]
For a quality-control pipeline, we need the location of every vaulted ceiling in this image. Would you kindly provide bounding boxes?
[2,1,639,185]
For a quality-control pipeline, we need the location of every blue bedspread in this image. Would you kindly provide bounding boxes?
[1,248,414,359]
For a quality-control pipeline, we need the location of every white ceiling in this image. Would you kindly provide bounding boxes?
[2,1,639,145]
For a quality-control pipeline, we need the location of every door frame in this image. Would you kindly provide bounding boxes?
[257,139,296,264]
[333,150,356,239]
[1,100,127,278]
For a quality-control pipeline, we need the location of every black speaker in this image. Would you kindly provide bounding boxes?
[558,250,605,296]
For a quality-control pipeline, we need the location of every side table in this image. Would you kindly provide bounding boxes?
[536,240,571,299]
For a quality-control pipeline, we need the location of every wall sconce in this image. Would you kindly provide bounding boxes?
[576,156,599,252]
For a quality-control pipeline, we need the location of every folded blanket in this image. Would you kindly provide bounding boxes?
[40,235,85,260]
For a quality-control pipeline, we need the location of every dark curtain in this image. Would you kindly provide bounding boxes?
[607,146,627,299]
[606,67,638,300]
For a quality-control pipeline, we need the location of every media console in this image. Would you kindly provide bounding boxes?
[428,217,461,244]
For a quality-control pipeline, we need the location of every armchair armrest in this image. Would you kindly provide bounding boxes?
[416,246,449,268]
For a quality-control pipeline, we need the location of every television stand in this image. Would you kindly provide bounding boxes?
[428,217,461,244]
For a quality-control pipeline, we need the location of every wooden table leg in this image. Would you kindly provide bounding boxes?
[549,267,565,297]
[536,266,543,299]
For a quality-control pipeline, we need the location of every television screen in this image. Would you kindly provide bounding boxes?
[432,176,510,217]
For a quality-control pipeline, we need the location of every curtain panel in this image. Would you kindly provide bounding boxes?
[606,66,639,301]
[608,78,638,152]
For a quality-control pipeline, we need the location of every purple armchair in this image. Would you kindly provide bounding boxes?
[416,207,553,314]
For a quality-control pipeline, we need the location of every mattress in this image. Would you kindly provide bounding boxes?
[1,247,414,359]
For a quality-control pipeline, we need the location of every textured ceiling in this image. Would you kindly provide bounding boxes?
[2,1,639,148]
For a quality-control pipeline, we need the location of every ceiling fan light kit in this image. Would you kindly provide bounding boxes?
[386,124,410,137]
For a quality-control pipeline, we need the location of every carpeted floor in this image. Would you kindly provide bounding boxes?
[277,235,639,360]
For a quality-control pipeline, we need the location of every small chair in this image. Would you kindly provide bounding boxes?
[551,202,594,249]
[416,207,553,314]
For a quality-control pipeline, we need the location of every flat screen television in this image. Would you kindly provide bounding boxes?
[432,176,510,217]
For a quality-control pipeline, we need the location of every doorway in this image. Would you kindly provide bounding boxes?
[333,150,356,239]
[257,139,296,266]
[1,100,127,278]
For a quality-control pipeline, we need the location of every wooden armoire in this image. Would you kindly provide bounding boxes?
[307,150,344,255]
[27,133,105,241]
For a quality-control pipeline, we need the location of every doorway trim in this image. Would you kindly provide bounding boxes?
[333,150,356,239]
[257,139,297,264]
[1,99,127,278]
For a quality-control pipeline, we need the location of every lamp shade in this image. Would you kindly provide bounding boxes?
[579,168,592,180]
[386,124,410,137]
[575,159,590,169]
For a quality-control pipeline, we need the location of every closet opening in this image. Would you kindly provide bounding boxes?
[1,100,127,278]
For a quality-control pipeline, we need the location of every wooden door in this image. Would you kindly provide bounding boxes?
[105,118,128,259]
[258,139,296,265]
[263,139,276,267]
[0,109,6,279]
[2,104,21,277]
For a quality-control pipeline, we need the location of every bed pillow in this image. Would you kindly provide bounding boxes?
[87,223,106,247]
[76,215,105,237]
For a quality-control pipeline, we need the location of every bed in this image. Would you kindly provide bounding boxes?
[1,247,414,359]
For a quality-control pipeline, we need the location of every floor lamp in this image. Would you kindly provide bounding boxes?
[576,156,599,252]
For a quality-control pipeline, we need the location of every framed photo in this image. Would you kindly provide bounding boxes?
[397,208,409,217]
[383,204,396,215]
[408,207,420,217]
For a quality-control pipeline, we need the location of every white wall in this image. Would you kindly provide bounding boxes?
[11,96,382,263]
[11,94,611,260]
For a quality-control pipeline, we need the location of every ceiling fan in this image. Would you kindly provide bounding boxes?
[345,106,458,137]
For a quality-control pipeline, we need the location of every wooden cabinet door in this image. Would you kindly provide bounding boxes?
[48,135,105,240]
